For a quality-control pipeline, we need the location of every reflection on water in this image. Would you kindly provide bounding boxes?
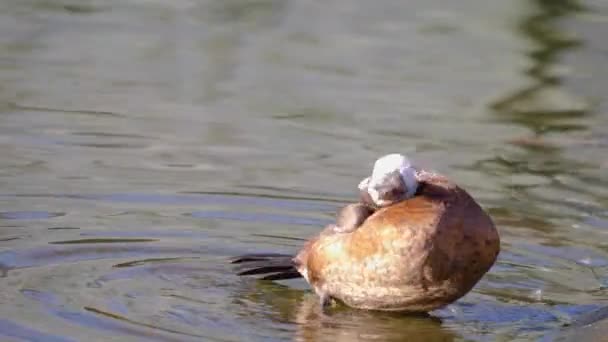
[1,0,608,341]
[234,282,457,342]
[493,0,587,133]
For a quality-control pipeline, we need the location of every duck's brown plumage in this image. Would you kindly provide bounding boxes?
[233,172,500,312]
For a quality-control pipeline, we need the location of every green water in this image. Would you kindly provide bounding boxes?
[1,0,607,341]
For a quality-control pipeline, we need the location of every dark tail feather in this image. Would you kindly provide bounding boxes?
[230,253,301,280]
[262,270,301,281]
[230,253,292,263]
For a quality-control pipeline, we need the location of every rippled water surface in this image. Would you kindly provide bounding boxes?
[1,0,608,341]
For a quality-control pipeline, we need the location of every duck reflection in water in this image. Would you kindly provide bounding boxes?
[233,281,459,342]
[232,154,500,312]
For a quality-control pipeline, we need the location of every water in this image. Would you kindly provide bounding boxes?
[1,0,607,340]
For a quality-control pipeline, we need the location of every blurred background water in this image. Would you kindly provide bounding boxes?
[0,0,607,341]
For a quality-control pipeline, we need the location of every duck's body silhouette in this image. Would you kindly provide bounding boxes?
[233,163,499,312]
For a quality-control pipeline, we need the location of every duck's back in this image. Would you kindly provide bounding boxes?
[302,174,500,312]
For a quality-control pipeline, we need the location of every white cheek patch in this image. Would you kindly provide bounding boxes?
[370,154,411,182]
[358,177,370,191]
[364,153,419,207]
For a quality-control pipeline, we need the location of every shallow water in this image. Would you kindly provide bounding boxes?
[1,0,608,341]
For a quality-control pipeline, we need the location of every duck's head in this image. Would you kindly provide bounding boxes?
[358,153,418,207]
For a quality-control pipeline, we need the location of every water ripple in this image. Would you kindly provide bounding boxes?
[0,319,75,342]
[0,211,65,220]
[189,210,330,226]
[0,192,337,211]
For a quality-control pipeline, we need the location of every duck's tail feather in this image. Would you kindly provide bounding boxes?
[230,253,301,281]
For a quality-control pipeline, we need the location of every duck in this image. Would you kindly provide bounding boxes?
[232,154,500,312]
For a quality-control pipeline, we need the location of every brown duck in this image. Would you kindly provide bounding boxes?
[232,154,500,312]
